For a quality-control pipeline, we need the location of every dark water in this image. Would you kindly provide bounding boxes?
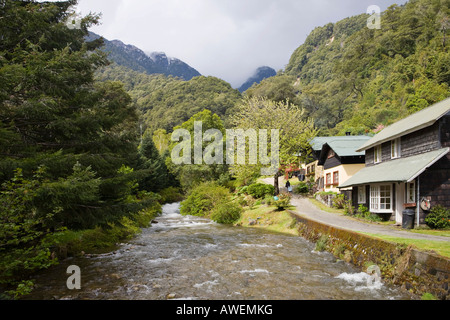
[26,203,412,300]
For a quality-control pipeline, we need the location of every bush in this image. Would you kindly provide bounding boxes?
[425,205,450,230]
[274,193,291,211]
[356,204,382,222]
[246,183,275,199]
[315,235,328,252]
[211,201,242,224]
[158,187,184,204]
[179,182,240,225]
[332,194,347,209]
[295,182,309,194]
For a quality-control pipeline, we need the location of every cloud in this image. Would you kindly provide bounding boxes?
[76,0,407,87]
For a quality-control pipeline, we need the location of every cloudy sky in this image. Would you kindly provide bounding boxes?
[73,0,408,87]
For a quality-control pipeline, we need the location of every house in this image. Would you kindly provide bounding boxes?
[339,98,450,226]
[306,136,370,193]
[317,136,371,193]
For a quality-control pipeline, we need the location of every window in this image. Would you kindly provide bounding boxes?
[370,185,392,212]
[333,171,339,185]
[406,181,416,203]
[358,186,366,204]
[391,138,401,159]
[326,173,332,186]
[374,145,382,164]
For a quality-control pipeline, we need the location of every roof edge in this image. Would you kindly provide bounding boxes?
[356,120,437,152]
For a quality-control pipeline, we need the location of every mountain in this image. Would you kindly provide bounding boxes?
[246,0,450,135]
[88,32,201,81]
[238,66,277,92]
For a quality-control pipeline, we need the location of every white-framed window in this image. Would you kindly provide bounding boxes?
[358,186,366,204]
[391,138,401,159]
[406,181,416,203]
[374,145,382,164]
[370,184,393,213]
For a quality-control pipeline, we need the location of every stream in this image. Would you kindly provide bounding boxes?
[26,203,412,300]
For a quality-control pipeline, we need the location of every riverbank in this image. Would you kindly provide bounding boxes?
[236,194,450,300]
[46,187,184,259]
[235,204,299,236]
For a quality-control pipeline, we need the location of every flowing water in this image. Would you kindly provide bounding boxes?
[26,203,412,300]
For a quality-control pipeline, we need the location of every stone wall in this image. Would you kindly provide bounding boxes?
[290,212,450,300]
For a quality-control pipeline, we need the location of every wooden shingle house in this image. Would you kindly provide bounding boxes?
[339,98,450,226]
[306,136,370,193]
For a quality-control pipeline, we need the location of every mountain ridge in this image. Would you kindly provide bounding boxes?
[88,32,201,81]
[238,66,277,93]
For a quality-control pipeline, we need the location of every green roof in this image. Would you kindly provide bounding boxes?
[325,137,371,157]
[357,98,450,152]
[339,148,449,188]
[311,136,371,154]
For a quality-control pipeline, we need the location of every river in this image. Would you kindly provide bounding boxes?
[26,203,412,300]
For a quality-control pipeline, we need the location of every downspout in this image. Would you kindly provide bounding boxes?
[416,176,420,228]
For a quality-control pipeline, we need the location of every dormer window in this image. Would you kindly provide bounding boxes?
[374,145,382,164]
[391,138,401,159]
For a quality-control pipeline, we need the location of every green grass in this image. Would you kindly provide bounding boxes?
[361,233,450,258]
[308,198,345,214]
[236,204,299,236]
[409,229,450,238]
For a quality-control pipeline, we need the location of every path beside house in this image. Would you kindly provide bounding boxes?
[261,177,449,242]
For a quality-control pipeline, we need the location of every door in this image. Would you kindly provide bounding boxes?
[395,183,405,225]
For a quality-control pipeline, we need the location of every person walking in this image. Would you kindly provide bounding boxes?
[285,180,292,193]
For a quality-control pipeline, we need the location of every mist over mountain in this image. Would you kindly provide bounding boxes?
[88,32,201,81]
[238,66,277,93]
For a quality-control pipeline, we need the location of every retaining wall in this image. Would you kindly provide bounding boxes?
[290,212,450,300]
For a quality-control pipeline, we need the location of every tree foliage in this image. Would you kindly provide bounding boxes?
[230,97,317,193]
[96,64,243,132]
[247,0,450,135]
[167,109,230,190]
[0,0,170,297]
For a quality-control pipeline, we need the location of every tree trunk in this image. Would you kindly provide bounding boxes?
[274,170,282,195]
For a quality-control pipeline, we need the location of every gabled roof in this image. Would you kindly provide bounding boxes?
[339,148,450,188]
[310,136,368,152]
[317,136,371,165]
[357,97,450,152]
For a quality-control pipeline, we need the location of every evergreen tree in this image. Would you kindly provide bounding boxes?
[0,0,147,229]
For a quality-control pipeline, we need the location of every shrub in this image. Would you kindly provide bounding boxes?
[356,205,382,222]
[295,182,309,194]
[211,201,242,224]
[425,205,450,230]
[180,182,231,217]
[264,195,275,206]
[274,193,291,211]
[179,182,240,225]
[246,183,275,199]
[315,235,329,252]
[158,187,184,204]
[343,200,354,216]
[332,194,347,209]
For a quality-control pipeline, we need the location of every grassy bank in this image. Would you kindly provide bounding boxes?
[44,202,163,258]
[361,233,450,258]
[235,204,300,236]
[307,197,450,258]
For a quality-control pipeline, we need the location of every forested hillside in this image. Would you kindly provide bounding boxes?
[246,0,450,135]
[96,64,243,132]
